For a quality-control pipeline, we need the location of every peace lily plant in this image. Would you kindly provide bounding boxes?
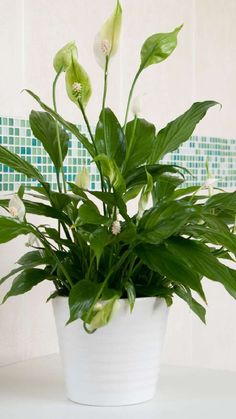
[0,1,236,334]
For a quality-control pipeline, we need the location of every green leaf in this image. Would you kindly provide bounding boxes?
[95,108,125,167]
[135,243,206,301]
[94,154,126,195]
[125,164,182,188]
[78,202,109,225]
[0,217,31,244]
[67,280,101,324]
[29,111,69,171]
[152,174,184,204]
[90,227,112,267]
[140,25,182,70]
[124,279,136,312]
[23,200,71,224]
[66,56,92,108]
[174,285,206,323]
[24,90,95,157]
[150,101,219,162]
[0,145,44,182]
[2,269,50,303]
[0,251,52,286]
[166,237,236,299]
[122,118,155,175]
[17,250,49,265]
[138,201,199,244]
[204,191,236,213]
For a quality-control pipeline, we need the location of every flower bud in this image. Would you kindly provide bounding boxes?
[94,0,122,69]
[53,41,78,73]
[75,167,90,190]
[111,220,121,235]
[8,195,25,222]
[131,96,142,117]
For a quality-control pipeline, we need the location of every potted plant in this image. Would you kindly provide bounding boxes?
[0,0,236,407]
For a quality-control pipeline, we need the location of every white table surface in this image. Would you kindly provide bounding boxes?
[0,354,235,419]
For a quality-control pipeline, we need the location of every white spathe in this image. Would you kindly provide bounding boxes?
[53,296,169,406]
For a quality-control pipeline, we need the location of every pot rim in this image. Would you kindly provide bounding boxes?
[53,295,164,303]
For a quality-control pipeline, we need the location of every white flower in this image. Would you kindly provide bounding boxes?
[72,82,82,99]
[111,220,121,235]
[75,167,90,190]
[8,195,25,222]
[26,233,38,248]
[131,96,142,117]
[94,1,122,69]
[203,177,217,188]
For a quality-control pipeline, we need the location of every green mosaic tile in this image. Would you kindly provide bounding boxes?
[0,118,236,193]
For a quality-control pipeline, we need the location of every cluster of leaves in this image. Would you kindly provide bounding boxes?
[0,1,235,331]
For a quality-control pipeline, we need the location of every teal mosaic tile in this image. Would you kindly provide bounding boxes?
[0,117,235,193]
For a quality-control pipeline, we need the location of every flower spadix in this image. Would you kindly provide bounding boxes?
[94,0,122,68]
[66,55,92,108]
[53,41,78,73]
[8,195,25,222]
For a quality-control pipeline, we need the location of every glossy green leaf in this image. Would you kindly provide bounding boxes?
[29,111,69,171]
[204,191,236,213]
[152,174,184,204]
[0,145,44,182]
[78,202,109,225]
[174,285,206,323]
[67,280,101,324]
[0,217,31,244]
[166,237,236,298]
[90,227,112,267]
[122,118,155,175]
[138,201,199,244]
[2,269,51,303]
[24,90,95,157]
[140,25,182,70]
[95,108,125,167]
[135,243,206,300]
[150,101,218,162]
[125,164,182,188]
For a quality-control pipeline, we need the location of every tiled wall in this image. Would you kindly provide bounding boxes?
[0,116,235,193]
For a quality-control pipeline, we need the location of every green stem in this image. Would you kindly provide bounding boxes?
[30,225,73,289]
[78,99,106,215]
[53,69,67,194]
[85,248,133,322]
[124,69,141,133]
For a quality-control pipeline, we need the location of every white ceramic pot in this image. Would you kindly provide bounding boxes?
[53,296,169,406]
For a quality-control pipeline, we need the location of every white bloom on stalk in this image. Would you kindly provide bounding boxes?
[26,233,38,248]
[75,167,90,190]
[93,1,122,69]
[203,177,217,188]
[8,195,25,222]
[111,220,121,236]
[131,96,142,117]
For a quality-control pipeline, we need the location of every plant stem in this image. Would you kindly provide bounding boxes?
[123,69,141,132]
[78,99,106,215]
[52,69,67,194]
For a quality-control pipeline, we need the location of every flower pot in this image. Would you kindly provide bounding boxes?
[53,296,169,406]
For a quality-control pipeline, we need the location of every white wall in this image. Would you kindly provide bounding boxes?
[0,0,236,371]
